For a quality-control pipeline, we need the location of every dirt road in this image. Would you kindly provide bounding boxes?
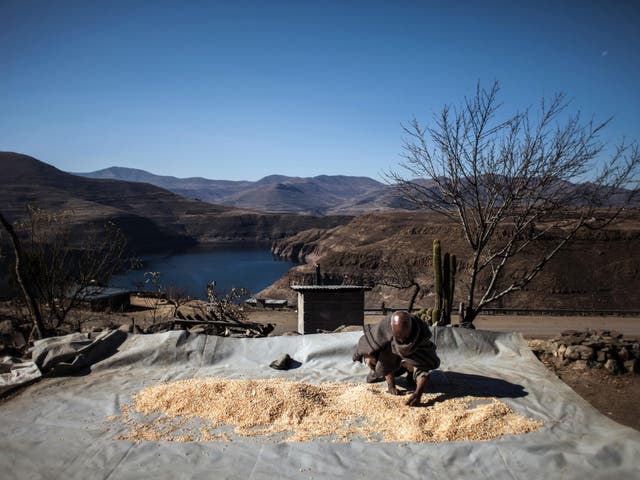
[473,315,640,339]
[249,310,640,339]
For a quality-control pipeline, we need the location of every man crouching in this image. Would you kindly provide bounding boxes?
[353,310,440,406]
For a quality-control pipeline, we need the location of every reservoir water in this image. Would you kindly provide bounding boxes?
[110,247,299,299]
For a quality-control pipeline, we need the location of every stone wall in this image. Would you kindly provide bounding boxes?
[539,329,640,374]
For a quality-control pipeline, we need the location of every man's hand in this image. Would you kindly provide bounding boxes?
[366,356,377,370]
[352,352,363,362]
[405,392,421,406]
[385,373,398,395]
[405,374,428,406]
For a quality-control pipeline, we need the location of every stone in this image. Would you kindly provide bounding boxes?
[561,329,581,336]
[596,350,607,363]
[572,360,588,371]
[90,326,103,333]
[189,326,206,335]
[604,359,620,374]
[618,347,630,362]
[564,334,587,346]
[564,346,580,361]
[575,345,595,360]
[118,324,133,333]
[269,353,294,370]
[624,359,638,374]
[0,320,13,335]
[557,345,567,357]
[610,330,623,339]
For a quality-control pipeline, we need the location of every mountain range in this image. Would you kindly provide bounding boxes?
[0,152,350,254]
[75,165,639,215]
[76,167,418,215]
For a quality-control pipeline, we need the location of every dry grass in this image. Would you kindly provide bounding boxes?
[112,377,542,443]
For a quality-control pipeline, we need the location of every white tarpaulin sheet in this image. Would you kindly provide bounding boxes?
[0,327,639,479]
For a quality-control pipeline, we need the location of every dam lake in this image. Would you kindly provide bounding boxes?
[110,247,299,299]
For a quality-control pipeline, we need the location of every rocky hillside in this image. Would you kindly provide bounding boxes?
[258,210,640,312]
[0,152,351,253]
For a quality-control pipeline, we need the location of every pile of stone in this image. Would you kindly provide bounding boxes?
[546,329,639,374]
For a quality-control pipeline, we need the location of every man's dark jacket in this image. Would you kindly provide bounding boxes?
[355,315,440,379]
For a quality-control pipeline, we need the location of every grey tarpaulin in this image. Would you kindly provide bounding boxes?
[31,329,128,374]
[0,328,639,479]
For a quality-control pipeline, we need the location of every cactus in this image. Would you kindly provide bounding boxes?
[433,240,442,324]
[417,308,431,323]
[432,239,457,325]
[443,252,450,322]
[449,254,457,319]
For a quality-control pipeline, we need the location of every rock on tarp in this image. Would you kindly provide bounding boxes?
[0,328,639,479]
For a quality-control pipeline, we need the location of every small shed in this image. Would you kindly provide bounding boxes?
[290,285,372,334]
[77,286,131,312]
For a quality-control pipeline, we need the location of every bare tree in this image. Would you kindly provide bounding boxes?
[390,82,640,326]
[166,285,190,318]
[0,211,46,338]
[206,284,251,324]
[369,257,425,312]
[3,206,126,334]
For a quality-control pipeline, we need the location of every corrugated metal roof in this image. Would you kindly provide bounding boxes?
[290,285,372,292]
[264,299,288,305]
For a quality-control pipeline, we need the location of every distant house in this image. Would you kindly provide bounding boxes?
[246,297,288,309]
[290,285,372,334]
[76,286,131,312]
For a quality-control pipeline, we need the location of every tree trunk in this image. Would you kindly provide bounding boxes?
[461,306,478,328]
[0,212,47,338]
[407,283,420,312]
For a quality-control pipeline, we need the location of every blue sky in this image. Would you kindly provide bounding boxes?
[1,1,639,181]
